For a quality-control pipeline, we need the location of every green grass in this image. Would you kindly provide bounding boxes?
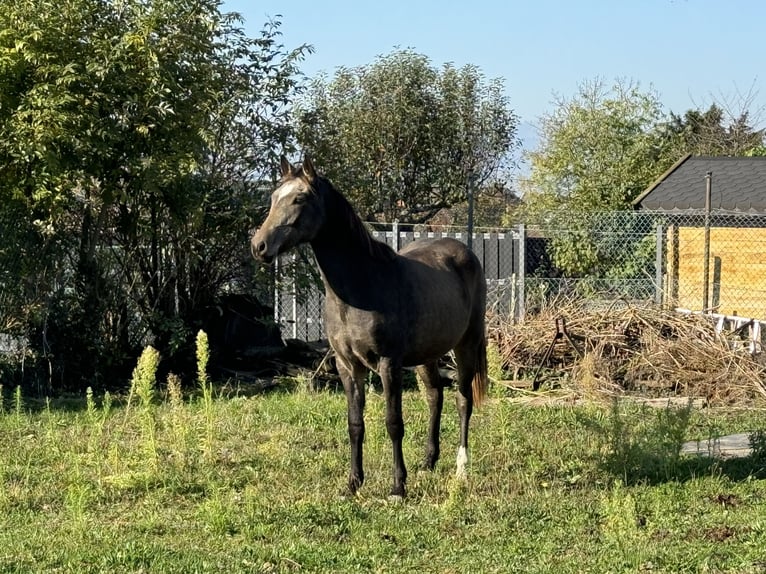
[1,382,765,573]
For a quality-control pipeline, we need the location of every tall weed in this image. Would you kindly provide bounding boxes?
[128,346,161,468]
[166,372,192,471]
[598,400,693,483]
[196,330,215,461]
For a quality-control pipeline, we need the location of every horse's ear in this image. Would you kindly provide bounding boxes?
[302,155,316,180]
[280,155,291,177]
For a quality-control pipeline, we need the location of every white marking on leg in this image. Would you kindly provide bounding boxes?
[456,446,469,478]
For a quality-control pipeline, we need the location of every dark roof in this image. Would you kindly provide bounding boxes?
[633,154,766,212]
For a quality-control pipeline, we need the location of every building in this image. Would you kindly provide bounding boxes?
[633,154,766,319]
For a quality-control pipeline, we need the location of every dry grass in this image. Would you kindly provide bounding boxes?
[488,297,766,406]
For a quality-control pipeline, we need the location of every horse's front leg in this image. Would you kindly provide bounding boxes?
[338,357,367,494]
[379,357,406,498]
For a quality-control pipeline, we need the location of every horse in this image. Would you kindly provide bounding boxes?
[251,156,488,498]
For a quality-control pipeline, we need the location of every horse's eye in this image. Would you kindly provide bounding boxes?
[293,194,307,205]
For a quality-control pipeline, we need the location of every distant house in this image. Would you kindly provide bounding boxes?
[634,154,766,318]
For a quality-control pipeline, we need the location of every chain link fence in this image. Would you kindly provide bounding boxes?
[0,214,41,383]
[273,210,766,341]
[4,209,766,361]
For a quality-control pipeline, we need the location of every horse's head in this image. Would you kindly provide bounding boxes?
[251,155,326,264]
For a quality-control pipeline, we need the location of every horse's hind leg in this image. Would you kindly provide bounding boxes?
[416,361,443,471]
[453,342,478,478]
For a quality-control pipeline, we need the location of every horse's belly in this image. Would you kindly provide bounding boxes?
[324,303,394,366]
[402,307,470,366]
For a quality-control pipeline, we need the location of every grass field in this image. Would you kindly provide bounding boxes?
[1,377,766,573]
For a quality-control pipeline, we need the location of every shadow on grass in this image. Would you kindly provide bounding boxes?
[579,400,766,485]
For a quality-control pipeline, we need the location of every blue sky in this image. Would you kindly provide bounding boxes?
[222,0,764,145]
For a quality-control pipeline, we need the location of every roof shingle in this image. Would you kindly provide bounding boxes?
[634,155,766,212]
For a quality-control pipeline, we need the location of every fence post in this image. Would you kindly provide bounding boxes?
[291,253,298,339]
[273,255,281,325]
[655,223,664,306]
[392,220,400,252]
[516,224,526,322]
[702,172,712,312]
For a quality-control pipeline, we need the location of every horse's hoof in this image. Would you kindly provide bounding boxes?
[348,474,364,494]
[389,485,406,500]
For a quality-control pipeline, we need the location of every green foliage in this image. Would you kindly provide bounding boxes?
[744,144,766,157]
[85,386,96,425]
[485,341,505,382]
[748,430,766,466]
[13,385,22,421]
[519,79,677,275]
[522,79,676,213]
[528,210,660,287]
[196,330,210,390]
[102,391,112,420]
[0,0,311,389]
[297,49,520,222]
[197,487,237,535]
[128,345,160,466]
[131,346,159,408]
[165,372,193,470]
[196,329,215,460]
[594,401,694,484]
[599,480,655,570]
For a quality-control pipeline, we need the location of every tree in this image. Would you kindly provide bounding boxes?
[296,49,520,223]
[519,79,678,275]
[522,79,677,213]
[0,0,310,388]
[667,104,765,156]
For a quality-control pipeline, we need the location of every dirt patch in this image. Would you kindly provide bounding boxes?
[702,525,740,543]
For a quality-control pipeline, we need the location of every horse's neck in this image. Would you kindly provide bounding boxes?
[311,223,394,305]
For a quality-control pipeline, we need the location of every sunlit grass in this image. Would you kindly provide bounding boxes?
[0,378,765,573]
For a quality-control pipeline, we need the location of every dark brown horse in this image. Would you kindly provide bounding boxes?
[252,156,488,498]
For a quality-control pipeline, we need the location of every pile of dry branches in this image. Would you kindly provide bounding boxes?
[488,299,766,406]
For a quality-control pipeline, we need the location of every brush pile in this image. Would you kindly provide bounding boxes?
[488,299,766,406]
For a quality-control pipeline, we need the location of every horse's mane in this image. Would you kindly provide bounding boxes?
[297,168,396,262]
[320,177,396,262]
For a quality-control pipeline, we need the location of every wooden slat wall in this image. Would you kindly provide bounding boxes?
[669,226,766,319]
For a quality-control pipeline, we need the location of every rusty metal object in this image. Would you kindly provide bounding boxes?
[532,317,583,391]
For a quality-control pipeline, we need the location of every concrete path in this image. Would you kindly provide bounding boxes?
[681,433,753,459]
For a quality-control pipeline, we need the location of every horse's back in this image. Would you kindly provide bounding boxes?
[400,237,484,294]
[398,236,467,258]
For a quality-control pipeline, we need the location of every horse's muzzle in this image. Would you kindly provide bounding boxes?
[251,236,274,264]
[251,224,297,265]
